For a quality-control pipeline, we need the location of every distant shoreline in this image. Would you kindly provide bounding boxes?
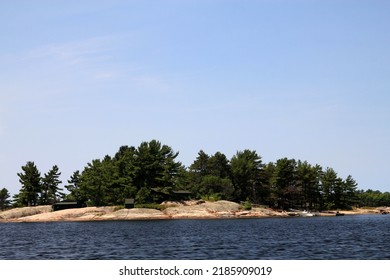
[0,201,387,223]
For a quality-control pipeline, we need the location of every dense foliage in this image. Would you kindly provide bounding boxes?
[7,139,390,210]
[13,162,64,207]
[0,188,11,210]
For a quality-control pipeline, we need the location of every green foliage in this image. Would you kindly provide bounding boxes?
[15,162,65,207]
[296,161,322,210]
[113,205,124,211]
[136,187,152,204]
[40,165,63,204]
[0,188,11,210]
[358,189,390,207]
[201,193,222,202]
[243,199,252,210]
[230,150,265,203]
[72,140,184,206]
[271,158,298,209]
[188,151,234,200]
[17,161,42,206]
[12,139,382,211]
[135,203,165,210]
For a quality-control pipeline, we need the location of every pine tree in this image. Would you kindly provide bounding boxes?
[41,165,63,204]
[0,188,11,210]
[17,161,42,206]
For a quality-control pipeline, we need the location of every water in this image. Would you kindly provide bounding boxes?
[1,215,390,259]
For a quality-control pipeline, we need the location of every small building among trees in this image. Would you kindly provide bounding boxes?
[52,200,84,211]
[124,198,135,209]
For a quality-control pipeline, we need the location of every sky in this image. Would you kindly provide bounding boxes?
[1,0,390,196]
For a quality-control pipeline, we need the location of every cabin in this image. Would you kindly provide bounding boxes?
[150,188,192,203]
[124,198,135,209]
[171,190,192,201]
[52,200,84,211]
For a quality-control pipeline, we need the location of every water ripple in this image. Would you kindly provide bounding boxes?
[1,215,390,259]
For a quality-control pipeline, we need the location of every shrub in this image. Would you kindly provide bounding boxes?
[113,205,124,211]
[135,203,165,210]
[243,199,252,211]
[201,193,222,202]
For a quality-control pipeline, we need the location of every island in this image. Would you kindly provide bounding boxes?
[0,200,386,223]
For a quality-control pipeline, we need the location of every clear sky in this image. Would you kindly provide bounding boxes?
[1,0,390,195]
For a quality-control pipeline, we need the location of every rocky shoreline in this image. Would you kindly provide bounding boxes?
[0,200,387,223]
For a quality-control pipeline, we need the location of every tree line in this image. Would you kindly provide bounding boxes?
[1,139,389,211]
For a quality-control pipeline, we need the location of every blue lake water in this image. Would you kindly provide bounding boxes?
[1,215,390,259]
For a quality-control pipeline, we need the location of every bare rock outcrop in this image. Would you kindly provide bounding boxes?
[163,200,241,218]
[4,200,379,222]
[0,206,52,220]
[100,208,167,220]
[17,207,116,222]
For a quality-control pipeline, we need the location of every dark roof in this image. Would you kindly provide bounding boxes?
[53,201,79,205]
[172,190,192,194]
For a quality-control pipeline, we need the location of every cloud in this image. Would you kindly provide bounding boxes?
[0,35,130,99]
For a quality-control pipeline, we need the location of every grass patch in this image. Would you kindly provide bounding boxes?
[113,205,124,212]
[243,199,252,211]
[201,193,222,202]
[135,203,165,210]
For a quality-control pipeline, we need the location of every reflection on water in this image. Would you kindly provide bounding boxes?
[1,215,390,259]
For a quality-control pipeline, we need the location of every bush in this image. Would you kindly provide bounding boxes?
[113,205,124,211]
[135,203,165,210]
[201,193,222,202]
[243,199,252,211]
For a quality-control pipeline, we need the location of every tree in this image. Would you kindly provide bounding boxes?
[188,151,233,199]
[79,156,114,206]
[341,175,358,209]
[133,140,183,197]
[65,170,85,202]
[321,167,342,210]
[358,189,390,207]
[296,161,322,209]
[272,158,298,209]
[76,140,184,205]
[263,162,277,206]
[40,165,63,204]
[208,152,231,179]
[17,161,42,206]
[112,145,137,202]
[230,150,265,203]
[189,150,210,177]
[188,150,211,196]
[0,188,11,210]
[207,152,234,199]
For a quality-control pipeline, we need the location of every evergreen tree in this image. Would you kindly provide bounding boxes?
[296,161,322,209]
[263,162,277,206]
[111,146,138,204]
[133,140,183,194]
[65,170,85,202]
[342,175,358,209]
[272,158,298,209]
[208,152,231,178]
[189,150,210,177]
[0,188,11,210]
[188,151,233,199]
[188,150,211,195]
[321,167,342,209]
[76,140,184,205]
[17,161,42,206]
[41,165,63,204]
[79,156,114,206]
[230,150,264,203]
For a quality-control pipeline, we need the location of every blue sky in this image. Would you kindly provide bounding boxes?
[1,0,390,195]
